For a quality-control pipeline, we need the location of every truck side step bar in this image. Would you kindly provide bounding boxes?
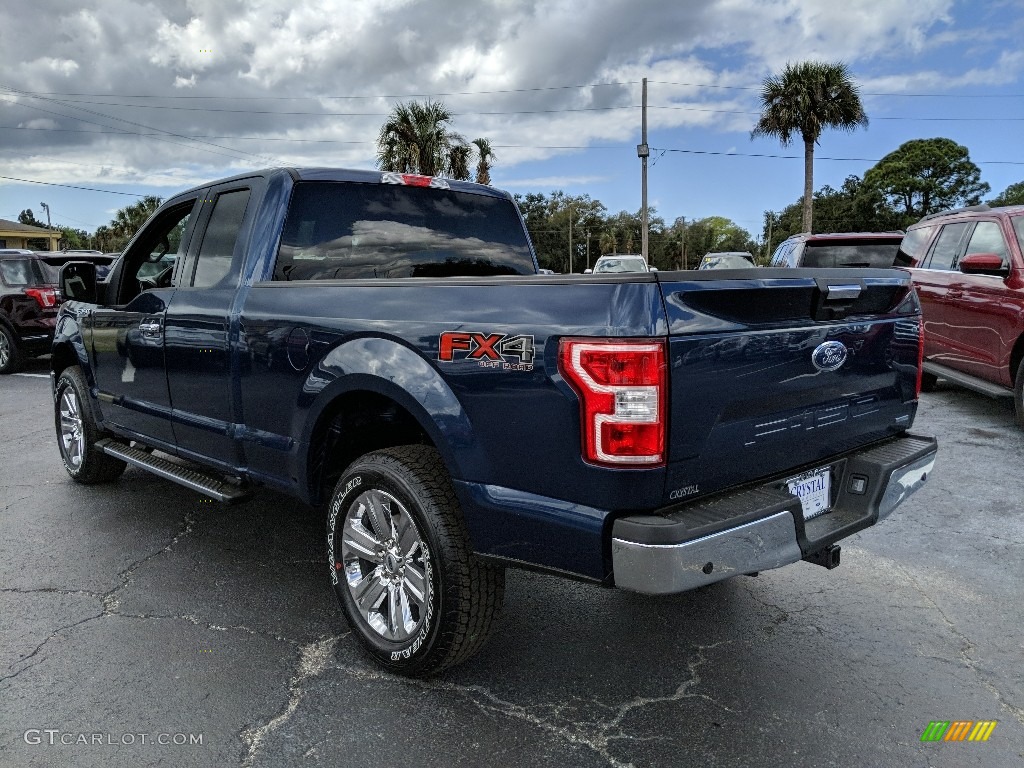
[923,361,1014,399]
[96,439,251,503]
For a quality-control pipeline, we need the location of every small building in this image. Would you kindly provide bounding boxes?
[0,219,60,251]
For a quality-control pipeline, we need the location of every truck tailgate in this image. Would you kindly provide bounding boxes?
[658,269,921,505]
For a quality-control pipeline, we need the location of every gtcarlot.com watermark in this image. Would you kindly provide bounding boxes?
[24,729,203,746]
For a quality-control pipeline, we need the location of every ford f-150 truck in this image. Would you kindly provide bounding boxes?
[50,168,937,675]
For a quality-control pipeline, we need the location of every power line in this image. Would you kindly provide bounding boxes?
[12,79,1024,101]
[650,79,1024,98]
[0,124,629,149]
[0,174,145,196]
[0,85,283,166]
[8,81,641,101]
[649,147,1024,165]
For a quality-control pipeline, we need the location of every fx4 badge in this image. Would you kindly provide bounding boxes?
[439,331,536,371]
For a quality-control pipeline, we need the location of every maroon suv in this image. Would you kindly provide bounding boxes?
[898,205,1024,425]
[0,250,60,373]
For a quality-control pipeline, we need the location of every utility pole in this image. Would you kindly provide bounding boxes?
[765,216,774,262]
[638,78,649,263]
[585,229,590,270]
[39,201,51,228]
[568,204,573,274]
[679,217,686,270]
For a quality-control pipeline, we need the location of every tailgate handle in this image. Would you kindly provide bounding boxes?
[823,284,862,301]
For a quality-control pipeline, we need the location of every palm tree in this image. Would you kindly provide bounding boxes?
[472,138,496,185]
[751,61,868,232]
[377,100,473,180]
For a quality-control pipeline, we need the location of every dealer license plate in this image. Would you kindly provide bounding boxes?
[786,467,831,520]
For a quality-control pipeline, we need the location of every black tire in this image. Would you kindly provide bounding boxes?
[1014,357,1024,428]
[920,371,938,392]
[0,324,24,374]
[327,445,504,676]
[54,367,127,484]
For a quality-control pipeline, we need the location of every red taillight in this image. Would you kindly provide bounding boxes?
[24,287,58,308]
[558,338,667,467]
[915,320,925,398]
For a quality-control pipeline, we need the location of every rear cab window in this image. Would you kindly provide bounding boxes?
[274,181,535,280]
[801,241,901,268]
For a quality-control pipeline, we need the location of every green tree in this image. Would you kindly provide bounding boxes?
[862,138,989,225]
[378,99,483,180]
[751,60,868,232]
[57,227,90,250]
[113,196,162,242]
[684,216,756,260]
[472,138,496,186]
[90,225,116,252]
[18,209,46,228]
[762,175,904,254]
[989,181,1024,207]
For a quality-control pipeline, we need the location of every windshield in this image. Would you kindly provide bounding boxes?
[801,241,901,268]
[700,254,754,269]
[593,257,647,273]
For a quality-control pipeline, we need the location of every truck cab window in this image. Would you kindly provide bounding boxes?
[274,181,535,280]
[116,199,198,304]
[190,189,251,288]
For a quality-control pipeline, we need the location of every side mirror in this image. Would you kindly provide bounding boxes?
[959,253,1008,276]
[58,261,98,303]
[649,266,658,272]
[583,268,593,274]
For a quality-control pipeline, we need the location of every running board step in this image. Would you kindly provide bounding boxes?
[923,361,1013,399]
[97,439,251,503]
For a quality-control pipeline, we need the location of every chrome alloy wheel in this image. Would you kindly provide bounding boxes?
[59,389,86,470]
[0,331,10,369]
[340,489,430,642]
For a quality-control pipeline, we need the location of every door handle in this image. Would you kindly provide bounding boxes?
[139,320,163,338]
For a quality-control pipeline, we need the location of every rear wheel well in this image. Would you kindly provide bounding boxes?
[51,343,80,379]
[1012,332,1024,385]
[308,391,436,506]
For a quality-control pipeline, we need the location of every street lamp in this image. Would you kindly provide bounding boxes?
[39,202,51,227]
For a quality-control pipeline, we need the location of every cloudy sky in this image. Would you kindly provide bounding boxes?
[1,0,1022,244]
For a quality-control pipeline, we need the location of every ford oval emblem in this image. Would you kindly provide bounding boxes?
[812,341,848,372]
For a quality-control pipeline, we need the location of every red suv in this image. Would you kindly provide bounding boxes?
[899,205,1024,425]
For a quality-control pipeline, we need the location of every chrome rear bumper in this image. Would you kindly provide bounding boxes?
[612,434,937,594]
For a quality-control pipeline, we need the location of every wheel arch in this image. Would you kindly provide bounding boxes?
[298,336,478,506]
[1011,330,1024,385]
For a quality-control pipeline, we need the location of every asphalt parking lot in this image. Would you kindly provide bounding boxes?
[1,357,1022,768]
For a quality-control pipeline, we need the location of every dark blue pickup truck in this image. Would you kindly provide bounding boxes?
[50,168,937,674]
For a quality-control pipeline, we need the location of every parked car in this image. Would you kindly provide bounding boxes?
[770,232,905,268]
[34,250,118,281]
[698,251,756,269]
[49,167,935,674]
[898,204,1024,425]
[0,251,60,373]
[585,254,654,273]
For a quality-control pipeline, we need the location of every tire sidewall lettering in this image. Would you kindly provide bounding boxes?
[327,475,362,586]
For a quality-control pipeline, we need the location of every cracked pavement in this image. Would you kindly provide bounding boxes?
[1,361,1022,767]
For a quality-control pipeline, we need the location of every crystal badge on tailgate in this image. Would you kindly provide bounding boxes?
[786,467,832,520]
